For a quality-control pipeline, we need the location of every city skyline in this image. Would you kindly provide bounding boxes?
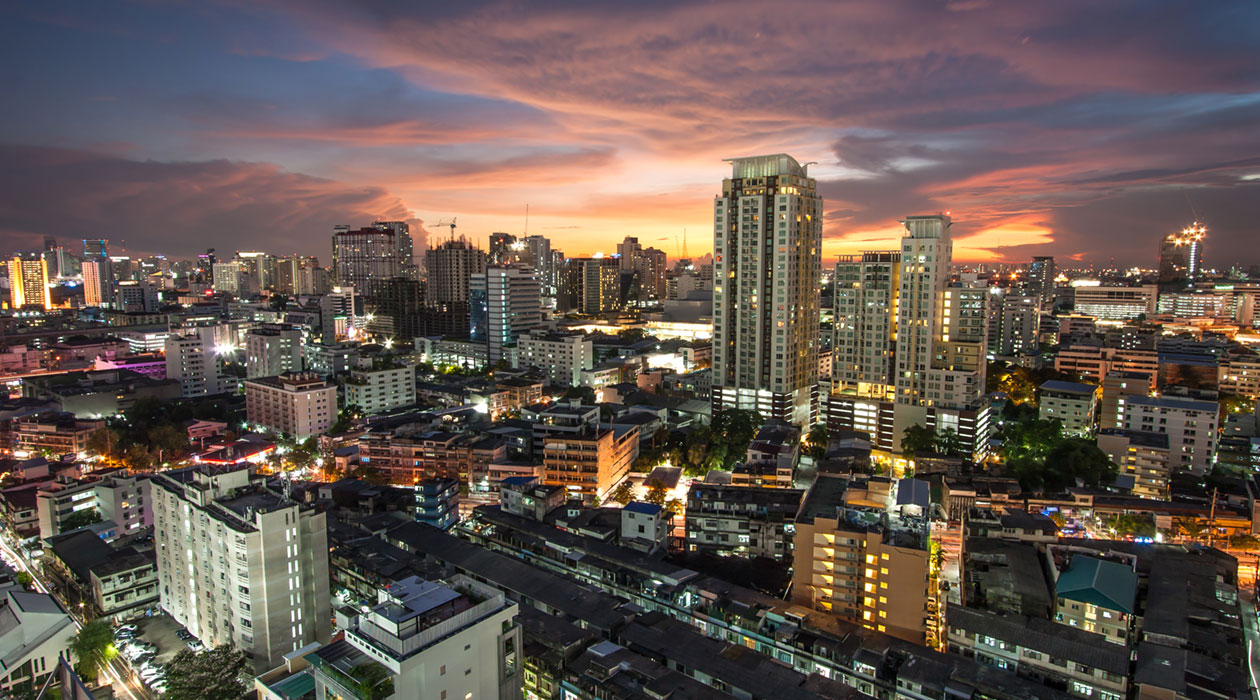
[1,2,1258,265]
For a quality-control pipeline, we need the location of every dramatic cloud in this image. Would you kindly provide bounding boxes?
[0,0,1257,264]
[0,144,423,258]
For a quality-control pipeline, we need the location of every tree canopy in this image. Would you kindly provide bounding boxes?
[162,646,249,700]
[70,620,117,684]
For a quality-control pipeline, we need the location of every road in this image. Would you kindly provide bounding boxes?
[0,532,147,700]
[1241,595,1260,700]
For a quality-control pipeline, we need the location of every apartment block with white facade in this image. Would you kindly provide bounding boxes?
[311,575,520,700]
[165,327,225,397]
[151,465,330,670]
[244,372,337,439]
[344,355,415,415]
[1121,394,1218,474]
[516,330,594,387]
[246,325,304,379]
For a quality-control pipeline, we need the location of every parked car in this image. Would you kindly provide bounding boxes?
[116,624,139,634]
[186,639,204,651]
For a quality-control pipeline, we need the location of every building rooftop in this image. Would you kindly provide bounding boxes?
[1124,394,1218,413]
[1055,555,1137,614]
[1038,380,1098,396]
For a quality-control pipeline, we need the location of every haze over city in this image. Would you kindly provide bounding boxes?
[2,0,1258,264]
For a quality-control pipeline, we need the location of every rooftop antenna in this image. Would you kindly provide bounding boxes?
[1183,191,1201,222]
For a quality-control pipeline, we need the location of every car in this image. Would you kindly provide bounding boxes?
[116,624,139,634]
[175,630,193,641]
[151,680,168,694]
[186,640,204,652]
[140,668,163,681]
[133,653,156,666]
[115,630,136,641]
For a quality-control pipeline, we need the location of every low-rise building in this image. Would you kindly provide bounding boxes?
[1051,554,1136,645]
[0,590,77,695]
[543,425,637,502]
[1037,380,1098,436]
[344,355,416,415]
[1120,394,1218,475]
[1097,429,1172,500]
[245,371,337,439]
[516,330,594,387]
[13,412,103,457]
[416,477,459,531]
[311,575,521,700]
[685,483,803,560]
[620,502,669,553]
[22,368,181,419]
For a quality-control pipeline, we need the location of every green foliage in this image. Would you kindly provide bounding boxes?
[1230,534,1260,551]
[987,362,1084,405]
[1221,394,1255,415]
[560,386,596,404]
[1103,513,1156,538]
[162,646,249,700]
[348,661,394,700]
[608,481,636,505]
[668,408,763,477]
[663,497,684,517]
[1175,517,1207,540]
[644,479,668,506]
[617,328,649,342]
[70,620,116,684]
[934,428,964,457]
[1007,432,1117,492]
[61,508,102,532]
[901,425,937,456]
[329,404,364,435]
[15,572,32,589]
[86,395,233,463]
[805,424,829,461]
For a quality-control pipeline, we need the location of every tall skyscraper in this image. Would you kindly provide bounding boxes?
[617,236,642,271]
[7,256,52,310]
[212,261,246,297]
[522,234,555,296]
[470,267,544,363]
[1026,255,1056,310]
[83,239,109,261]
[488,232,521,265]
[82,258,112,308]
[235,251,276,294]
[712,154,822,427]
[427,237,486,304]
[331,223,413,299]
[558,257,621,314]
[1158,222,1206,286]
[828,215,992,460]
[636,247,668,300]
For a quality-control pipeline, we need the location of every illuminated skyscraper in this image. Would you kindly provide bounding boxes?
[712,154,822,427]
[7,255,51,310]
[427,237,486,304]
[1026,255,1056,310]
[1158,222,1206,286]
[332,222,415,299]
[470,266,543,363]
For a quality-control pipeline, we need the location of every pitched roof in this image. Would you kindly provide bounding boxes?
[1055,555,1138,614]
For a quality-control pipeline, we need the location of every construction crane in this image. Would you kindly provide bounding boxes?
[434,218,457,243]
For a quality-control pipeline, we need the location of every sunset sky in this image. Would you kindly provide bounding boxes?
[1,1,1257,266]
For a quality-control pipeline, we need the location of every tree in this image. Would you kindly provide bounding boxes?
[617,327,649,342]
[15,572,32,590]
[61,508,102,532]
[122,444,154,470]
[804,424,829,462]
[1230,534,1260,551]
[608,481,636,505]
[664,497,684,518]
[163,646,249,700]
[70,620,117,684]
[268,294,289,312]
[645,479,668,506]
[934,428,963,457]
[347,661,394,700]
[901,424,936,456]
[1176,517,1207,541]
[1041,438,1117,492]
[85,426,122,459]
[560,386,596,404]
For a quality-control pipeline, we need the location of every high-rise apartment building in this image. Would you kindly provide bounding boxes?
[522,234,555,297]
[245,324,304,378]
[988,291,1040,357]
[344,355,416,415]
[164,328,225,397]
[244,372,336,439]
[235,251,275,295]
[427,237,486,304]
[1026,256,1056,310]
[828,215,991,460]
[712,154,823,427]
[83,238,109,261]
[332,223,414,299]
[1120,395,1218,475]
[617,236,642,271]
[212,261,246,297]
[558,257,621,314]
[113,280,160,313]
[1158,222,1206,286]
[637,247,668,300]
[151,465,330,669]
[82,259,112,308]
[7,256,51,310]
[470,267,544,363]
[516,330,594,387]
